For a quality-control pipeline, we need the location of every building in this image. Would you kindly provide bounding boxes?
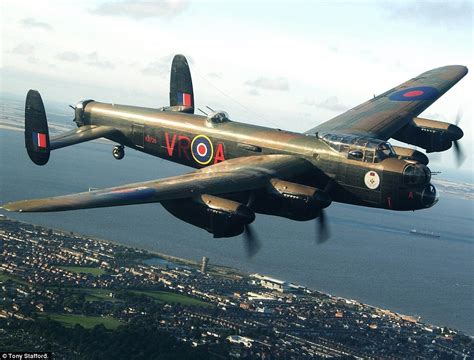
[251,274,292,293]
[227,335,253,348]
[201,257,209,273]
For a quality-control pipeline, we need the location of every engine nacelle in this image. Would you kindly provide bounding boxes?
[161,195,254,238]
[392,145,429,165]
[393,117,463,153]
[252,179,331,221]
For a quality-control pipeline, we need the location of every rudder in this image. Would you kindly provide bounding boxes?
[25,90,50,165]
[169,54,194,113]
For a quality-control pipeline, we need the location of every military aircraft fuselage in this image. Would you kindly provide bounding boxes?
[76,100,437,213]
[4,60,465,247]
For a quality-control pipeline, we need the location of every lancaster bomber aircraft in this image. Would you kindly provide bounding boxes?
[2,55,468,256]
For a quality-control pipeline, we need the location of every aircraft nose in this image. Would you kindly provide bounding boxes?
[403,164,431,186]
[418,184,438,208]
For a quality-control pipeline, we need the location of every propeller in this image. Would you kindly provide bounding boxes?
[455,108,462,126]
[315,181,333,244]
[316,209,330,244]
[453,140,465,167]
[243,224,261,258]
[453,108,465,167]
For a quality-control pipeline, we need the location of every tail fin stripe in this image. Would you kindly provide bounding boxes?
[32,132,47,148]
[32,132,39,147]
[177,91,192,106]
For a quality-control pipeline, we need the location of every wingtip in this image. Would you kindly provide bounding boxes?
[448,65,468,77]
[1,202,21,212]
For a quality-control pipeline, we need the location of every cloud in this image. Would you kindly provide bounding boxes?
[207,72,223,80]
[302,96,348,112]
[247,88,260,96]
[142,61,168,77]
[19,18,53,31]
[11,43,35,55]
[92,0,189,20]
[56,51,80,62]
[86,52,115,69]
[383,1,472,29]
[55,51,112,69]
[245,77,289,91]
[27,56,39,64]
[141,54,179,77]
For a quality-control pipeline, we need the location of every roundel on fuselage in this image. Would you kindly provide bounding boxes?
[191,135,214,165]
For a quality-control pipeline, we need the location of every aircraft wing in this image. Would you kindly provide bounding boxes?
[50,125,118,150]
[2,155,312,212]
[305,65,468,140]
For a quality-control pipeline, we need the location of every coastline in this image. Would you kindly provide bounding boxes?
[1,214,462,336]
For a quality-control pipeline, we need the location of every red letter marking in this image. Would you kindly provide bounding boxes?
[178,135,191,160]
[165,132,177,157]
[213,143,226,164]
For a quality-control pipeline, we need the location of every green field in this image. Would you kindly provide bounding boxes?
[130,290,211,307]
[81,288,116,302]
[47,314,122,330]
[0,271,29,285]
[0,273,11,282]
[58,266,106,277]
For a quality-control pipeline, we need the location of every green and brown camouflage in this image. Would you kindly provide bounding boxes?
[1,54,468,252]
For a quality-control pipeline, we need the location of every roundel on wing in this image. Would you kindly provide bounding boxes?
[191,135,214,165]
[388,86,439,101]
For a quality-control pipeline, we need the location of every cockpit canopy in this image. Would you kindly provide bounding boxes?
[321,133,396,163]
[207,111,230,124]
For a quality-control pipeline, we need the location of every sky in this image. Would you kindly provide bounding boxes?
[1,0,473,176]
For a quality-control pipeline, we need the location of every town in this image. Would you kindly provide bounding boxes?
[1,215,472,359]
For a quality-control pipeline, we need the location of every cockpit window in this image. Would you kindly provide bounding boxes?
[375,142,395,161]
[364,150,374,163]
[321,134,395,162]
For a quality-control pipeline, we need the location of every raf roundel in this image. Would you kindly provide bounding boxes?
[364,171,380,190]
[388,86,439,101]
[191,135,214,165]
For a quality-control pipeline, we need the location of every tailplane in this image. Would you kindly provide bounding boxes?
[25,90,50,165]
[169,54,194,113]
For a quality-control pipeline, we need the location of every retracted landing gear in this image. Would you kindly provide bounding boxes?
[112,145,125,160]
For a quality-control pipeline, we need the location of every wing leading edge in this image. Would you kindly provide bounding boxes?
[305,65,468,140]
[2,155,313,212]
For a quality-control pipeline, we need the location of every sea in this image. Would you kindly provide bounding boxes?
[0,109,473,335]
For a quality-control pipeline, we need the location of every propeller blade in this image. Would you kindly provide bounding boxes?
[453,140,466,167]
[243,224,261,258]
[455,108,463,126]
[68,104,76,110]
[316,209,330,244]
[313,180,333,244]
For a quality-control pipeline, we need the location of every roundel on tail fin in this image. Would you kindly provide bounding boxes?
[25,90,50,165]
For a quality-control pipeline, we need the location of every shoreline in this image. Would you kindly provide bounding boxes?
[3,214,468,336]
